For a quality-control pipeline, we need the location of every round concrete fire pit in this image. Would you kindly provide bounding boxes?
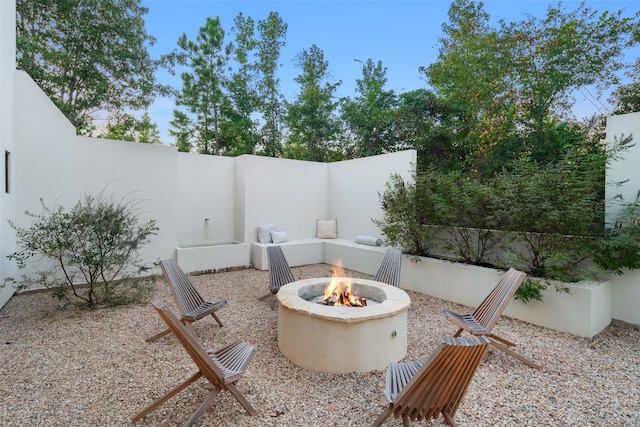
[276,277,411,374]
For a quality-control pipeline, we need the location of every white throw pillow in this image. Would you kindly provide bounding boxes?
[257,224,274,243]
[316,219,338,239]
[270,230,289,244]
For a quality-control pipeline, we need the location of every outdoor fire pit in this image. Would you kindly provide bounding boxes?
[276,271,411,374]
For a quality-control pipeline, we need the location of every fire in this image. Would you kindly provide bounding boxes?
[322,261,367,307]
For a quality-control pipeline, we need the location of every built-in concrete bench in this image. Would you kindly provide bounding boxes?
[251,238,389,276]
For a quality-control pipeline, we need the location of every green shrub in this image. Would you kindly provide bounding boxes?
[374,172,440,256]
[4,192,158,308]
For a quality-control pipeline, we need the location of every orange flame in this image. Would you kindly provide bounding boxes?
[323,261,367,307]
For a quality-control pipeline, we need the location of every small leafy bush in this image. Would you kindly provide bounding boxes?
[374,173,440,256]
[4,192,159,308]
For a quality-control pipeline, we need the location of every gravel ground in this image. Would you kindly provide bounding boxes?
[1,263,639,427]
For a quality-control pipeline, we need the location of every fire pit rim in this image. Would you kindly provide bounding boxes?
[276,277,411,323]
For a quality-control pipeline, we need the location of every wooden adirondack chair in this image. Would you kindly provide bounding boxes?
[133,296,258,426]
[371,336,490,427]
[443,267,540,369]
[146,258,227,342]
[258,246,296,308]
[374,249,402,287]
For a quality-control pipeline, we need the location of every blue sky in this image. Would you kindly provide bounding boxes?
[140,0,640,144]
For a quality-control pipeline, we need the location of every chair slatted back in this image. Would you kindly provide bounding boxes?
[159,258,205,316]
[392,336,489,422]
[472,268,526,331]
[149,296,226,387]
[267,246,296,294]
[374,249,402,287]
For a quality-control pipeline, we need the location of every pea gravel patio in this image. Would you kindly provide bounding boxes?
[1,264,638,426]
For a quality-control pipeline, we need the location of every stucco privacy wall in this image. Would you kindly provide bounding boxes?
[236,151,416,243]
[0,0,17,308]
[328,151,415,240]
[177,152,236,246]
[605,111,640,326]
[12,72,179,274]
[237,155,329,242]
[3,67,415,302]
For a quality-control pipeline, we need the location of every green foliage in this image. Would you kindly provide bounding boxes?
[374,173,440,256]
[16,0,166,134]
[284,45,342,162]
[375,135,640,302]
[422,0,639,177]
[595,191,640,275]
[219,13,261,156]
[491,154,603,282]
[430,172,502,265]
[4,193,158,308]
[167,17,228,154]
[255,12,288,157]
[98,112,160,144]
[341,59,398,158]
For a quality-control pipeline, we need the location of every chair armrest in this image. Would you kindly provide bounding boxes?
[443,309,489,335]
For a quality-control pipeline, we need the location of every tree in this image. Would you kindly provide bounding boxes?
[255,12,287,157]
[341,59,397,158]
[220,12,261,156]
[168,110,194,152]
[16,0,164,135]
[98,111,160,144]
[284,45,342,162]
[136,112,161,144]
[424,0,639,175]
[101,113,137,142]
[393,89,464,172]
[610,53,640,114]
[168,17,228,154]
[423,0,515,173]
[501,2,638,162]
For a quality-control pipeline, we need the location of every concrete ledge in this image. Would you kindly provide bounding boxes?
[251,238,389,271]
[251,239,324,270]
[176,242,251,273]
[323,239,388,275]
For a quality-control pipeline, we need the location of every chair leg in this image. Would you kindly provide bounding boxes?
[227,383,259,416]
[442,410,458,426]
[257,293,272,301]
[402,414,411,427]
[487,333,516,347]
[183,321,197,338]
[132,372,202,422]
[371,406,394,427]
[183,387,222,427]
[489,339,541,369]
[453,328,464,338]
[145,328,171,343]
[211,313,224,327]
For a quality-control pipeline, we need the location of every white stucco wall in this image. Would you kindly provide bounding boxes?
[328,150,416,240]
[177,152,236,246]
[606,112,640,327]
[605,111,640,225]
[238,155,329,242]
[4,63,415,295]
[0,0,17,308]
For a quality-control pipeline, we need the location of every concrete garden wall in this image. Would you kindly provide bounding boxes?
[400,255,611,338]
